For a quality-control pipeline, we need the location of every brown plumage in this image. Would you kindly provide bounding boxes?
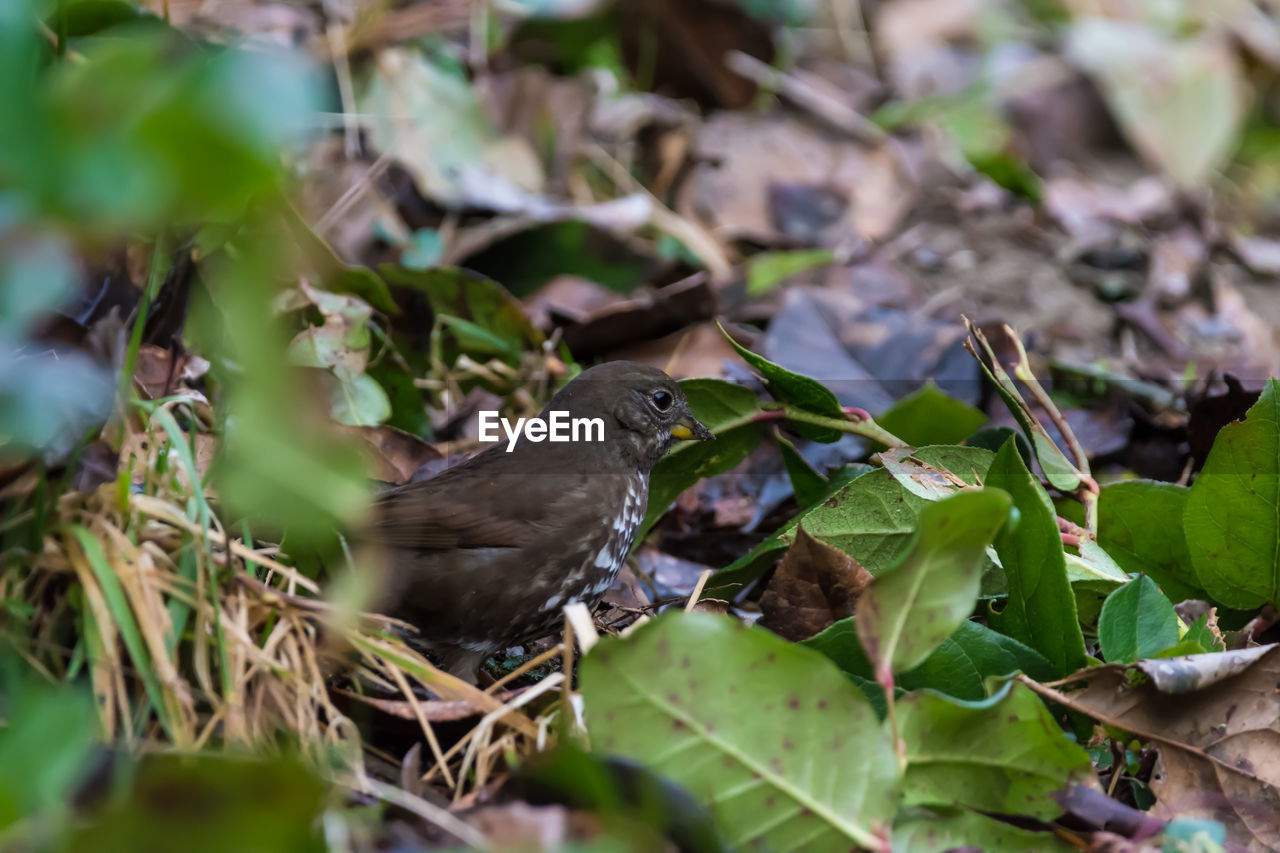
[369,361,712,681]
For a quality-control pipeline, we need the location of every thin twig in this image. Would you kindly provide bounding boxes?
[685,569,713,610]
[355,776,490,849]
[724,50,886,145]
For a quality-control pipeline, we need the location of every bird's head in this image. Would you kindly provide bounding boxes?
[543,361,713,470]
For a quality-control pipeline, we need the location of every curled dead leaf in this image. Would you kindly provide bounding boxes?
[1022,645,1280,851]
[758,525,873,641]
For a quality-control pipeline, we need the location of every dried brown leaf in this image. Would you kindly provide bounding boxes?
[758,525,874,641]
[1023,646,1280,851]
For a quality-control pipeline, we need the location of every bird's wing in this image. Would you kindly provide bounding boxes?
[369,441,607,551]
[371,471,535,550]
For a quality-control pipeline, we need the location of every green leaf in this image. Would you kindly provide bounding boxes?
[1184,378,1280,609]
[1183,613,1225,653]
[69,754,328,853]
[710,446,994,594]
[330,371,392,427]
[745,249,835,295]
[776,432,827,508]
[0,671,96,832]
[855,489,1013,677]
[879,446,992,501]
[805,618,1056,704]
[282,205,400,317]
[876,382,987,448]
[581,611,899,852]
[719,322,845,442]
[380,265,544,365]
[1064,540,1129,587]
[985,439,1086,676]
[1098,575,1181,663]
[642,379,765,536]
[1098,480,1202,602]
[900,682,1091,819]
[510,745,723,853]
[967,326,1082,492]
[965,426,1033,466]
[67,526,172,729]
[892,808,1075,852]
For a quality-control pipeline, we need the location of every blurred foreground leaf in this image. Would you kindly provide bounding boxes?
[69,754,327,853]
[581,611,899,852]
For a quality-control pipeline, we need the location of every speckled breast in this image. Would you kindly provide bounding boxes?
[512,471,648,645]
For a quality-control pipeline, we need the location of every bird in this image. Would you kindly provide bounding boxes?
[368,361,714,682]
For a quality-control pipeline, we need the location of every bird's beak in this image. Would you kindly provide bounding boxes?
[671,412,715,441]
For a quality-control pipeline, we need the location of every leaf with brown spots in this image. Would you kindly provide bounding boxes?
[899,682,1091,820]
[759,526,874,642]
[580,611,899,852]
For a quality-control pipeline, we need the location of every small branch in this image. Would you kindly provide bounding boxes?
[724,50,887,146]
[1057,516,1088,538]
[1005,326,1092,481]
[1079,487,1099,535]
[780,406,908,448]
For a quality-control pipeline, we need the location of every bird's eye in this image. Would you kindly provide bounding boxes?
[651,390,674,411]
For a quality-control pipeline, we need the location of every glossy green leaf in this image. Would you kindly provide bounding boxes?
[876,382,987,448]
[719,322,845,442]
[986,439,1086,676]
[965,426,1033,466]
[900,682,1091,819]
[855,489,1012,677]
[805,618,1056,704]
[711,447,995,593]
[1184,378,1280,609]
[643,379,766,536]
[1098,575,1180,663]
[1098,480,1201,602]
[581,611,899,852]
[1064,540,1128,588]
[776,432,827,508]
